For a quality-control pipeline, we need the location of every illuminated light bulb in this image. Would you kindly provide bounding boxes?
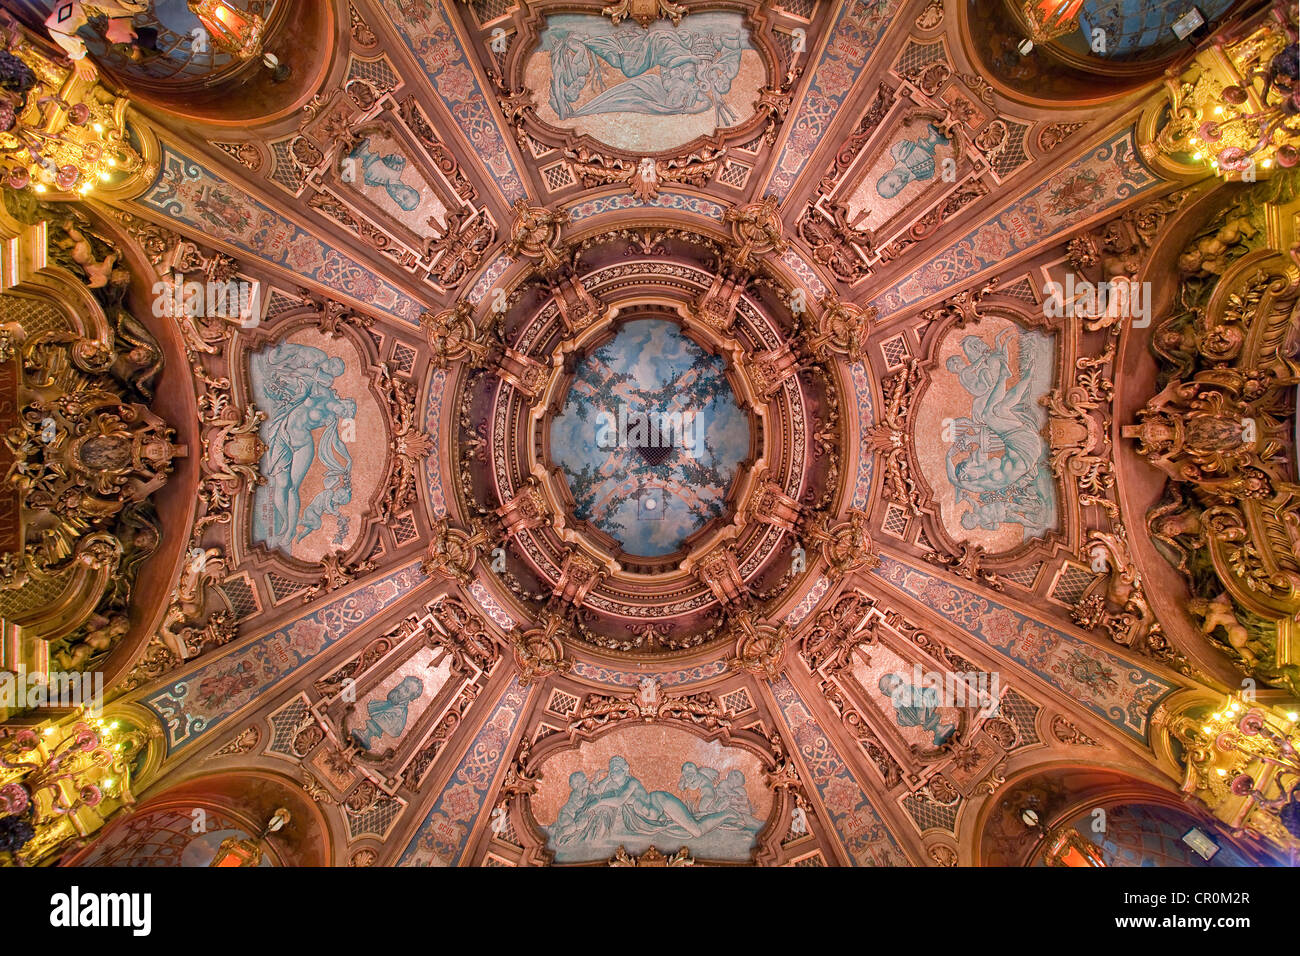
[92,123,104,133]
[1216,768,1227,776]
[98,171,111,181]
[34,183,46,193]
[1193,152,1203,160]
[1214,106,1224,115]
[1262,159,1273,169]
[106,158,116,168]
[109,721,119,730]
[1287,712,1298,721]
[1203,725,1214,733]
[43,726,54,735]
[79,182,93,194]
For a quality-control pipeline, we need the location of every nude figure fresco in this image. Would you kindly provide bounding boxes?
[532,727,771,862]
[913,317,1059,553]
[250,331,385,563]
[525,12,766,153]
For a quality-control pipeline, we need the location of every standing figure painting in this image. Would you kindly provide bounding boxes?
[252,341,357,555]
[941,327,1057,543]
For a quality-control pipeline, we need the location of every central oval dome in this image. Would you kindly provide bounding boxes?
[549,319,750,557]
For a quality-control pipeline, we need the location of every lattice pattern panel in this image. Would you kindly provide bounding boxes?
[999,276,1039,304]
[720,687,754,716]
[792,851,827,866]
[527,135,554,158]
[998,688,1041,748]
[1000,562,1042,589]
[264,288,303,320]
[1050,562,1098,606]
[390,512,419,546]
[718,160,751,189]
[220,574,259,622]
[880,334,910,371]
[881,503,910,539]
[778,0,814,19]
[266,695,312,756]
[346,54,398,92]
[268,138,306,194]
[546,689,580,717]
[895,40,947,77]
[0,566,73,619]
[472,0,515,23]
[541,162,575,192]
[902,792,960,833]
[390,341,417,376]
[989,120,1031,179]
[268,571,307,603]
[346,793,405,840]
[0,295,70,336]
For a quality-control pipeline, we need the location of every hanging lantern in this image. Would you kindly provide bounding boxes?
[1021,0,1088,45]
[186,0,265,61]
[208,808,290,867]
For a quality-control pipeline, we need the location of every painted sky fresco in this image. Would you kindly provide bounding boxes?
[914,317,1058,553]
[342,130,448,235]
[532,724,770,863]
[526,12,765,153]
[250,330,385,563]
[549,320,750,557]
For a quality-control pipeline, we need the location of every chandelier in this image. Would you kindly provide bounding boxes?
[1168,3,1300,180]
[0,18,141,197]
[1200,695,1300,839]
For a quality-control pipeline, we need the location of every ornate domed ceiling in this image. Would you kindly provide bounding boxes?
[0,0,1298,881]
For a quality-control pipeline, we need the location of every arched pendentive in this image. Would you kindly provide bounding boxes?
[64,768,335,866]
[5,0,337,127]
[971,761,1269,866]
[960,0,1252,107]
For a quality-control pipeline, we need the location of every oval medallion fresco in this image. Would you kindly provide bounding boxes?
[249,329,385,563]
[524,12,767,153]
[913,317,1059,553]
[532,724,771,863]
[549,319,750,557]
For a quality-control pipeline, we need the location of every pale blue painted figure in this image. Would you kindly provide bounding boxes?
[544,16,750,127]
[942,329,1057,540]
[547,755,762,860]
[879,673,956,746]
[877,122,948,199]
[351,675,424,750]
[252,342,357,551]
[347,137,420,212]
